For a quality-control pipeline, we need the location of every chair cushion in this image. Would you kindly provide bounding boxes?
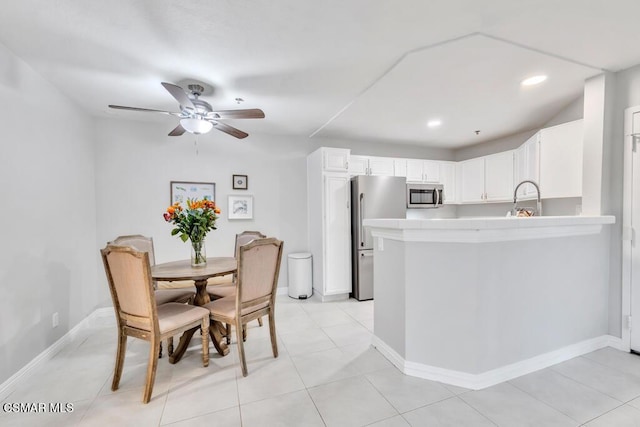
[154,288,194,305]
[203,296,269,319]
[156,303,209,334]
[207,283,236,298]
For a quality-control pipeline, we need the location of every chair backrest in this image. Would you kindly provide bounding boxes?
[101,245,158,332]
[111,234,156,266]
[234,231,267,258]
[236,238,283,310]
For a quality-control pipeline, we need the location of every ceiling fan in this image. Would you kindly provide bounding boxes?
[109,82,264,139]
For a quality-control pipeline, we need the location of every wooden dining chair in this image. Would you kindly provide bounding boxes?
[204,237,283,376]
[207,231,267,343]
[111,234,195,357]
[101,245,210,403]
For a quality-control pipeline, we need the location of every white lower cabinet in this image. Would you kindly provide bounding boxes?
[322,174,352,295]
[307,148,351,300]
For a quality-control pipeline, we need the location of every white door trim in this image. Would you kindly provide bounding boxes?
[622,105,640,351]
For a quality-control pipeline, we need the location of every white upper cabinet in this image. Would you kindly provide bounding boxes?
[368,156,395,176]
[322,148,350,172]
[393,159,407,177]
[514,133,540,200]
[539,119,583,199]
[459,151,514,203]
[348,155,368,175]
[485,151,514,202]
[460,157,486,203]
[440,161,457,204]
[348,155,395,176]
[406,159,441,183]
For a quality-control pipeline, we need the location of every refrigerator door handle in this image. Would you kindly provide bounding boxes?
[359,193,365,247]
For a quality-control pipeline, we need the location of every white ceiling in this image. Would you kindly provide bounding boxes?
[0,1,639,148]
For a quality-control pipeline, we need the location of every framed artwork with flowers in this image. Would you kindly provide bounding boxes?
[170,181,215,205]
[228,195,253,220]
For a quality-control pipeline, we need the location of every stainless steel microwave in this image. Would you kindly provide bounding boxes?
[406,183,444,208]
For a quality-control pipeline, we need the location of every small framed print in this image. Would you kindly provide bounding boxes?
[228,195,253,220]
[170,181,215,205]
[232,174,248,190]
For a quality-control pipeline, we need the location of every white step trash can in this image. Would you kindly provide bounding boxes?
[288,252,312,299]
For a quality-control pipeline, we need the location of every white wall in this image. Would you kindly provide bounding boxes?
[0,43,98,384]
[93,119,311,304]
[608,64,640,337]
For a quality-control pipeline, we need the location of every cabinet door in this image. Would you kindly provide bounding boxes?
[322,148,350,172]
[368,157,395,176]
[515,144,528,198]
[460,158,485,203]
[323,174,351,295]
[523,135,540,198]
[485,151,514,202]
[349,155,368,175]
[394,159,407,177]
[440,161,456,203]
[539,120,583,199]
[423,160,441,183]
[406,159,424,182]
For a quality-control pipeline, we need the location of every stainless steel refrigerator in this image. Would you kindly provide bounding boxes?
[351,175,407,300]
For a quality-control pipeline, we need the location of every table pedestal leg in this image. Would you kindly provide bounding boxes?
[168,327,197,364]
[170,279,229,361]
[209,321,230,356]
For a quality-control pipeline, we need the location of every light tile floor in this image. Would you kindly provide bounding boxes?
[3,295,640,426]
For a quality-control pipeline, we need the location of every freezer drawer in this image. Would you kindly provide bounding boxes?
[354,250,374,301]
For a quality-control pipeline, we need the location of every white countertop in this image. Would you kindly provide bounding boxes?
[364,215,615,242]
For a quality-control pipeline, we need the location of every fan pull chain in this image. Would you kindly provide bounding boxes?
[194,136,199,155]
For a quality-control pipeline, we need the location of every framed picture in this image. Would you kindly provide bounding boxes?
[233,174,248,190]
[170,181,215,205]
[228,195,253,220]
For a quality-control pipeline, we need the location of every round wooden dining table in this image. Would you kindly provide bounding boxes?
[151,256,237,363]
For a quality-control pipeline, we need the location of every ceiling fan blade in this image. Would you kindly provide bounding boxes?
[168,124,186,136]
[161,82,196,111]
[208,109,265,119]
[109,105,181,116]
[212,121,249,139]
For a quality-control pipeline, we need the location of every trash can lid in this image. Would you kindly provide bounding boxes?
[288,252,312,259]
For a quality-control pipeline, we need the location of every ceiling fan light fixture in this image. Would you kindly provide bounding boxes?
[180,118,213,134]
[521,75,548,86]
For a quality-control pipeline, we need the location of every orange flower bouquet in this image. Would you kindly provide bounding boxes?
[163,198,221,266]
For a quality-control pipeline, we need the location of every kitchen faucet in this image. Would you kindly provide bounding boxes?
[512,180,542,216]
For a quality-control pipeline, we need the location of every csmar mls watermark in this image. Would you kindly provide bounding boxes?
[2,402,74,413]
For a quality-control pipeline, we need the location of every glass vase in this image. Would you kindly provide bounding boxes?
[190,239,207,267]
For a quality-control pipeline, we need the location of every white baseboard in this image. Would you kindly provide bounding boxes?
[0,307,113,401]
[372,334,620,390]
[277,286,289,296]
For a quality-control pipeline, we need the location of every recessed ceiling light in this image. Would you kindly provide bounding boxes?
[521,75,548,86]
[427,119,442,128]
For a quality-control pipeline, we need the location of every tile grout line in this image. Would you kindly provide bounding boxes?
[453,394,500,427]
[548,357,634,402]
[506,377,590,425]
[457,392,504,427]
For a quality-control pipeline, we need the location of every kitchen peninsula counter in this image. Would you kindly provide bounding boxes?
[363,215,615,390]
